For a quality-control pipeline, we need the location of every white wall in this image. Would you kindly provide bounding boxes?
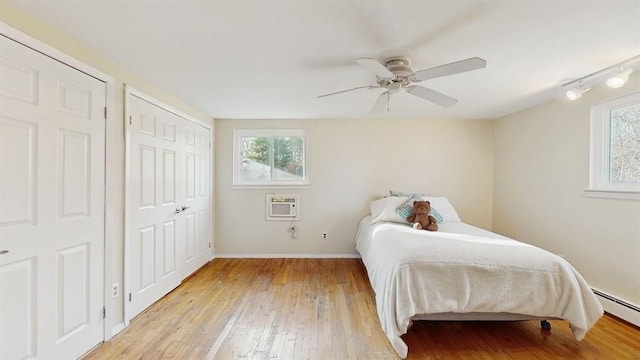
[0,3,213,333]
[215,118,494,255]
[493,72,640,306]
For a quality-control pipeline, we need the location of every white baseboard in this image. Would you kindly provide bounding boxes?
[593,289,640,327]
[111,322,125,337]
[216,253,361,259]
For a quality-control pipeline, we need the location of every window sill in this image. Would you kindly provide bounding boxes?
[584,189,640,200]
[230,184,311,190]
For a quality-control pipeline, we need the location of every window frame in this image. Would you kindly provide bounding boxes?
[587,91,640,199]
[232,129,309,187]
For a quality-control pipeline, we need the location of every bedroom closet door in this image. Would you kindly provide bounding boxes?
[126,92,211,320]
[181,121,212,279]
[0,35,105,359]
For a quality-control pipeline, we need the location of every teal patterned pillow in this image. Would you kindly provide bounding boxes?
[395,194,423,220]
[395,194,444,223]
[429,207,444,223]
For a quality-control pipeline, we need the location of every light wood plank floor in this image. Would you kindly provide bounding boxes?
[85,258,640,359]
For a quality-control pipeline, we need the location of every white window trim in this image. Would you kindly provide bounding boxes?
[584,189,640,200]
[586,91,640,200]
[232,129,309,187]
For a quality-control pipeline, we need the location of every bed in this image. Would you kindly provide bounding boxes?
[356,195,604,359]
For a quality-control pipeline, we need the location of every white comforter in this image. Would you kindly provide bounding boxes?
[355,217,603,359]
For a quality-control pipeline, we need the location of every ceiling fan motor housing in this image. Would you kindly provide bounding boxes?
[385,57,413,75]
[382,57,413,87]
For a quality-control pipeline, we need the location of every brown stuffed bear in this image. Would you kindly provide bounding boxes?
[406,200,438,231]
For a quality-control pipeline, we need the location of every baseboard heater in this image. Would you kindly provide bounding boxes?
[592,288,640,327]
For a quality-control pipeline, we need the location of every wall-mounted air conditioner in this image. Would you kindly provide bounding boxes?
[266,194,299,221]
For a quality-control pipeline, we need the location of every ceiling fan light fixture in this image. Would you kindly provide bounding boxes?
[566,85,591,100]
[606,68,632,88]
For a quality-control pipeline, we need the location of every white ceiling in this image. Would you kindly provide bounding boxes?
[9,0,640,120]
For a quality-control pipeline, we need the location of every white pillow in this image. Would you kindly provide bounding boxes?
[422,196,461,223]
[369,196,409,224]
[389,190,430,197]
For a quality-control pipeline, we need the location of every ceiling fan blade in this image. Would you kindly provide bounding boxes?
[317,85,378,98]
[406,85,458,107]
[355,58,394,78]
[370,91,391,114]
[412,57,487,82]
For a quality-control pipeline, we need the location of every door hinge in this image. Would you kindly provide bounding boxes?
[129,116,132,125]
[104,106,107,119]
[209,242,211,249]
[102,306,106,319]
[129,292,132,302]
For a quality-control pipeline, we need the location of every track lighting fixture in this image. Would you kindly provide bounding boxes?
[561,54,639,100]
[606,68,632,88]
[566,85,591,100]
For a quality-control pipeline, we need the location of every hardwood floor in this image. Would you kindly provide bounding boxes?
[85,259,640,359]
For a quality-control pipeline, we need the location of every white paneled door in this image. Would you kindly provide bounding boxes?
[127,93,211,319]
[0,36,105,358]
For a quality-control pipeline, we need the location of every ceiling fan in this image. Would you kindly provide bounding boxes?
[318,56,487,114]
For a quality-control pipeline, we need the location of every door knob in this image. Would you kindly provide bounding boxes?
[175,207,182,214]
[0,250,8,255]
[181,206,190,211]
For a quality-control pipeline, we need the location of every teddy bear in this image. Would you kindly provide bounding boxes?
[406,200,438,231]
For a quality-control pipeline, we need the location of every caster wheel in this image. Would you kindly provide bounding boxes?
[540,320,552,330]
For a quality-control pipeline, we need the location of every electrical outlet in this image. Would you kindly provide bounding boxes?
[322,232,328,240]
[112,283,120,299]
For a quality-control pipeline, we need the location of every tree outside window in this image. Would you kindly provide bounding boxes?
[609,104,640,183]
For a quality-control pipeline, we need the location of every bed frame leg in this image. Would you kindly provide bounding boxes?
[540,320,552,331]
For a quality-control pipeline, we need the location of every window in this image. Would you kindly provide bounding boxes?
[588,91,640,198]
[233,129,308,186]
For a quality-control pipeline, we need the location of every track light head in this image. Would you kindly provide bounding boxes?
[566,86,591,100]
[606,68,632,88]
